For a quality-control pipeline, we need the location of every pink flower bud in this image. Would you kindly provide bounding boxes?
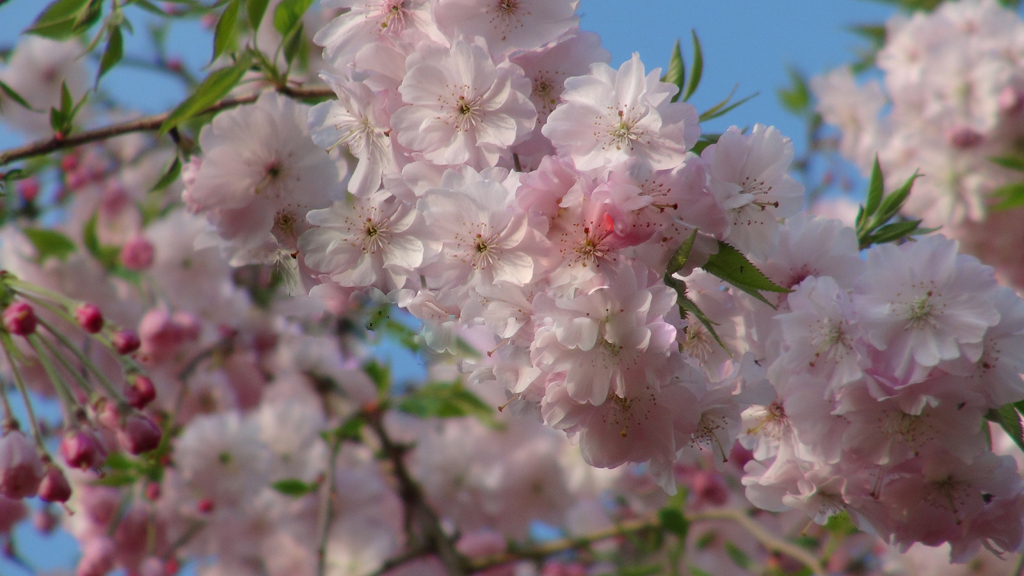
[139,557,167,576]
[60,428,107,470]
[0,430,44,499]
[112,329,141,354]
[999,86,1023,114]
[116,414,162,455]
[0,495,26,535]
[3,302,36,336]
[17,178,39,203]
[94,398,121,430]
[125,375,157,410]
[120,236,155,271]
[144,481,161,501]
[197,498,214,513]
[60,153,79,173]
[38,464,71,503]
[76,537,115,576]
[947,126,984,149]
[75,304,104,334]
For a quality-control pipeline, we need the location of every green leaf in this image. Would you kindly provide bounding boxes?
[863,156,884,223]
[271,478,318,497]
[658,508,690,538]
[272,0,314,36]
[699,90,758,122]
[363,360,391,391]
[83,213,121,269]
[777,67,810,114]
[0,81,34,111]
[103,451,136,471]
[990,155,1024,172]
[247,0,271,30]
[150,156,183,193]
[159,54,252,136]
[398,381,494,423]
[689,568,713,576]
[986,405,1024,452]
[97,25,124,82]
[873,171,920,225]
[24,228,77,263]
[682,30,703,102]
[617,566,661,576]
[281,21,305,66]
[663,39,685,103]
[701,241,789,307]
[25,0,90,38]
[724,541,752,569]
[675,288,728,353]
[864,219,923,246]
[848,24,886,47]
[992,181,1024,210]
[91,471,138,487]
[690,133,719,156]
[666,228,698,277]
[130,0,171,16]
[212,0,241,64]
[824,511,858,536]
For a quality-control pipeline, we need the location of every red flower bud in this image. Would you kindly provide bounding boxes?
[116,414,162,455]
[3,302,36,336]
[112,329,141,355]
[75,304,104,334]
[120,236,155,271]
[125,375,157,410]
[197,498,214,514]
[38,464,71,503]
[59,429,107,470]
[0,430,43,499]
[144,481,161,501]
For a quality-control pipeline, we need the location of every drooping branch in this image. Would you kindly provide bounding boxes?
[0,85,334,167]
[465,507,828,576]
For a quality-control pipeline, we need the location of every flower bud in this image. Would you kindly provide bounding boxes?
[947,126,984,149]
[76,536,115,576]
[116,414,162,455]
[33,507,58,534]
[120,236,155,271]
[144,481,161,501]
[3,302,36,336]
[38,464,71,503]
[17,178,39,203]
[125,375,156,410]
[112,329,141,354]
[59,428,107,470]
[94,398,121,430]
[197,498,214,514]
[0,430,44,499]
[75,304,104,334]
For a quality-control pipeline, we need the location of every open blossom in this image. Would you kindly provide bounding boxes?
[392,38,537,168]
[184,92,343,265]
[301,188,424,292]
[314,0,439,65]
[854,234,1000,382]
[530,261,678,406]
[543,53,700,172]
[434,0,580,56]
[702,124,805,259]
[418,167,547,289]
[309,73,397,197]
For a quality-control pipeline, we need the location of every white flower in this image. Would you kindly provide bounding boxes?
[434,0,580,56]
[309,73,397,197]
[301,188,424,292]
[543,53,700,172]
[391,38,537,168]
[175,412,272,508]
[702,124,805,259]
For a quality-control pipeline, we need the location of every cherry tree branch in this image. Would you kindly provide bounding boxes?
[0,86,334,167]
[466,507,828,576]
[366,409,471,576]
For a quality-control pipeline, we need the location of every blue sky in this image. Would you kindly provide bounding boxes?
[0,0,898,573]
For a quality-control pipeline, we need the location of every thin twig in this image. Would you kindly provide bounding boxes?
[690,508,827,576]
[316,436,343,576]
[0,85,334,166]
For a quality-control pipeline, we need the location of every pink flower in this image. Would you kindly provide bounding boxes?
[392,38,537,168]
[543,53,700,172]
[434,0,580,56]
[0,429,43,499]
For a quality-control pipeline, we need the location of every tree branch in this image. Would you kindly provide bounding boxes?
[366,409,471,576]
[0,86,334,167]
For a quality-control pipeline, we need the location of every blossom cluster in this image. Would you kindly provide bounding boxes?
[1,0,1024,573]
[812,0,1024,285]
